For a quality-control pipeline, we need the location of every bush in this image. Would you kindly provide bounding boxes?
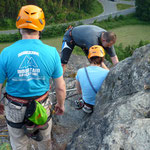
[0,18,15,29]
[74,40,150,63]
[93,13,150,30]
[42,23,75,39]
[105,40,150,62]
[0,23,77,43]
[0,14,149,44]
[66,12,82,21]
[136,0,150,22]
[0,33,21,43]
[55,13,67,23]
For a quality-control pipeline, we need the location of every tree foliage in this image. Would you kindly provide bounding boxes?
[0,0,97,23]
[135,0,150,21]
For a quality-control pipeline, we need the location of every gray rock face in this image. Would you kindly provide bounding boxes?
[66,91,150,150]
[99,44,150,104]
[63,44,150,150]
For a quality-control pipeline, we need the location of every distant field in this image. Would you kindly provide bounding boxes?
[116,3,134,10]
[42,37,63,51]
[111,25,150,47]
[0,25,150,53]
[0,37,63,53]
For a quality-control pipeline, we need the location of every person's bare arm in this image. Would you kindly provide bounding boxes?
[111,55,119,66]
[76,80,82,94]
[101,62,109,70]
[54,76,66,115]
[61,64,67,74]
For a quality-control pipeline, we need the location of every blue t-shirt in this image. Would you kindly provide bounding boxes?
[0,39,63,97]
[76,66,109,105]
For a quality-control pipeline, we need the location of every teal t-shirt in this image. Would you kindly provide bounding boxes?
[76,66,109,105]
[0,39,63,97]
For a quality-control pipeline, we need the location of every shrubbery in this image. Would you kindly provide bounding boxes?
[42,23,75,38]
[0,33,21,43]
[0,0,103,29]
[93,14,149,30]
[0,19,15,30]
[66,12,82,21]
[0,23,74,43]
[0,14,150,63]
[135,0,150,22]
[105,40,150,62]
[0,14,149,43]
[73,40,150,63]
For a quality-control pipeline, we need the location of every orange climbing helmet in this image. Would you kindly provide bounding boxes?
[88,45,105,59]
[16,5,45,31]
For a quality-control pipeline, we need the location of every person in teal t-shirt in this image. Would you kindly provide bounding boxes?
[0,5,66,150]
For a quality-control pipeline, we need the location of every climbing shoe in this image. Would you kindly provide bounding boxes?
[75,98,84,110]
[82,105,93,114]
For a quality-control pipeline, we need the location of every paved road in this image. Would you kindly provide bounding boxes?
[77,0,135,24]
[100,0,118,15]
[0,0,135,35]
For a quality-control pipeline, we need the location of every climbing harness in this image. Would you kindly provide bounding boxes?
[0,87,78,141]
[1,92,52,141]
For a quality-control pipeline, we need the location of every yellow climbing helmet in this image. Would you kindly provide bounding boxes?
[88,45,105,59]
[16,5,45,31]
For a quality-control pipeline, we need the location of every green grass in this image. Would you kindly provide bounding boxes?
[42,37,63,51]
[0,38,63,53]
[116,3,134,10]
[83,1,103,18]
[111,25,150,47]
[93,14,150,31]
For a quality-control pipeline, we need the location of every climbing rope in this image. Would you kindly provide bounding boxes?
[49,88,77,96]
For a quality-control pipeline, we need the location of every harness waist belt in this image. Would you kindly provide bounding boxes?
[6,91,49,104]
[6,119,25,129]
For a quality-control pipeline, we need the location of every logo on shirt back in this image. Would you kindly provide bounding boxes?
[19,56,38,68]
[12,51,44,81]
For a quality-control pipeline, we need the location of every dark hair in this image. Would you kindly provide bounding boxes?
[103,32,116,43]
[89,56,104,65]
[22,28,37,34]
[20,28,42,38]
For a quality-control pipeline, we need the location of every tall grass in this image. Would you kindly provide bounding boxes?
[116,3,134,10]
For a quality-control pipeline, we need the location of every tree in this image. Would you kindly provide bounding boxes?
[5,0,16,18]
[135,0,150,21]
[0,0,5,18]
[59,0,63,8]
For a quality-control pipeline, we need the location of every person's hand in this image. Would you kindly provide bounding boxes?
[54,103,65,115]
